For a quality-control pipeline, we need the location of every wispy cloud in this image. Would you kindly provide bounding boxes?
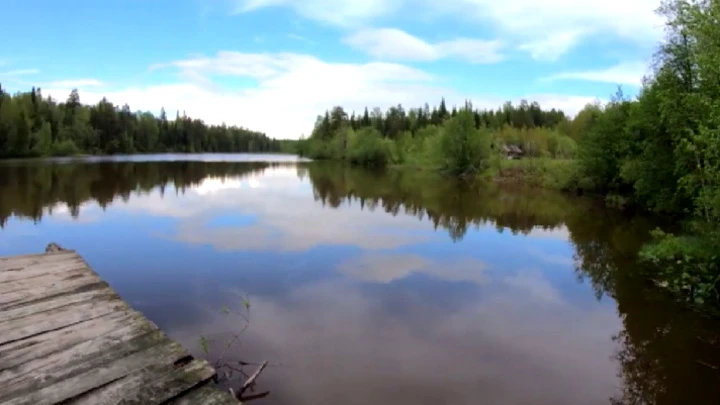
[288,33,315,44]
[338,253,488,284]
[44,79,104,88]
[233,0,663,59]
[541,61,648,86]
[519,30,584,61]
[1,68,40,76]
[344,28,504,64]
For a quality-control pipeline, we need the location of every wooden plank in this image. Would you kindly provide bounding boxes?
[169,383,241,405]
[0,267,98,295]
[0,339,190,405]
[0,273,105,310]
[67,359,216,405]
[0,282,114,324]
[0,252,56,264]
[0,311,145,370]
[0,256,88,285]
[0,296,129,345]
[0,325,156,389]
[0,329,172,394]
[0,252,79,273]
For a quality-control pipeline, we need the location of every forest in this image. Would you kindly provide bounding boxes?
[0,86,286,157]
[299,0,720,309]
[296,98,578,173]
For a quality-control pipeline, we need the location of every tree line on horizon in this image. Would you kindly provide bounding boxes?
[0,85,286,158]
[306,98,572,141]
[296,95,586,175]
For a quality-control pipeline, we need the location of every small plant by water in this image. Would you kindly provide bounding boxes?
[198,295,272,402]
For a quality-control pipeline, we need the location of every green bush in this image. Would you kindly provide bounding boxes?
[640,228,720,306]
[494,125,576,158]
[438,109,492,175]
[492,158,581,190]
[347,127,391,167]
[51,140,80,157]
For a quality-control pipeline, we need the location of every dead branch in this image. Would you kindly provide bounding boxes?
[239,361,268,396]
[240,391,270,402]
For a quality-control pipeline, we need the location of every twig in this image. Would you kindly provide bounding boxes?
[240,391,270,402]
[697,359,719,370]
[222,364,251,379]
[239,361,268,395]
[212,323,249,368]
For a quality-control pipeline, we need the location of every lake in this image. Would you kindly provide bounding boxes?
[1,154,719,405]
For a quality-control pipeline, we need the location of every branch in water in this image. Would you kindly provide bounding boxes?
[239,361,269,396]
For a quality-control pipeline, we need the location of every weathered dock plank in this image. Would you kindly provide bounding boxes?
[0,250,239,405]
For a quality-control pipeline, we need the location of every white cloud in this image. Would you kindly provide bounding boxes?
[338,253,488,284]
[234,0,399,27]
[43,79,103,88]
[344,28,436,61]
[455,0,662,44]
[344,28,503,64]
[519,31,583,61]
[1,68,40,76]
[542,61,649,86]
[526,226,571,241]
[288,33,315,44]
[112,166,437,251]
[170,273,621,405]
[234,0,664,58]
[527,247,575,267]
[45,51,599,139]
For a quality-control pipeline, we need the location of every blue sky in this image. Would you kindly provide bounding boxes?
[0,0,664,139]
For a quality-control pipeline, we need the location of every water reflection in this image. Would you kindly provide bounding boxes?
[0,159,719,405]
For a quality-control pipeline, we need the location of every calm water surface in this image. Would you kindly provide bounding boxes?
[1,154,719,405]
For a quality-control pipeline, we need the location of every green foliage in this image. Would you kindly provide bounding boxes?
[640,228,720,305]
[557,102,602,141]
[300,93,580,179]
[346,127,391,167]
[50,139,80,157]
[0,86,284,158]
[438,109,492,175]
[570,0,720,309]
[492,158,581,190]
[494,125,577,158]
[577,90,633,194]
[199,336,209,356]
[31,121,52,156]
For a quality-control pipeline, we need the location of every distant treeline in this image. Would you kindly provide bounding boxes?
[296,99,585,173]
[0,85,289,158]
[309,99,570,140]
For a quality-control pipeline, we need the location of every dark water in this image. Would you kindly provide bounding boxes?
[1,154,719,405]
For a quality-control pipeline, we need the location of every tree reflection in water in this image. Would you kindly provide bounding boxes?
[1,159,719,404]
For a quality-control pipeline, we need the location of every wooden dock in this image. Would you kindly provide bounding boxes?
[0,249,239,405]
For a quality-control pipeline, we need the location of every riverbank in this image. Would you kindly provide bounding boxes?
[384,158,582,192]
[486,158,580,190]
